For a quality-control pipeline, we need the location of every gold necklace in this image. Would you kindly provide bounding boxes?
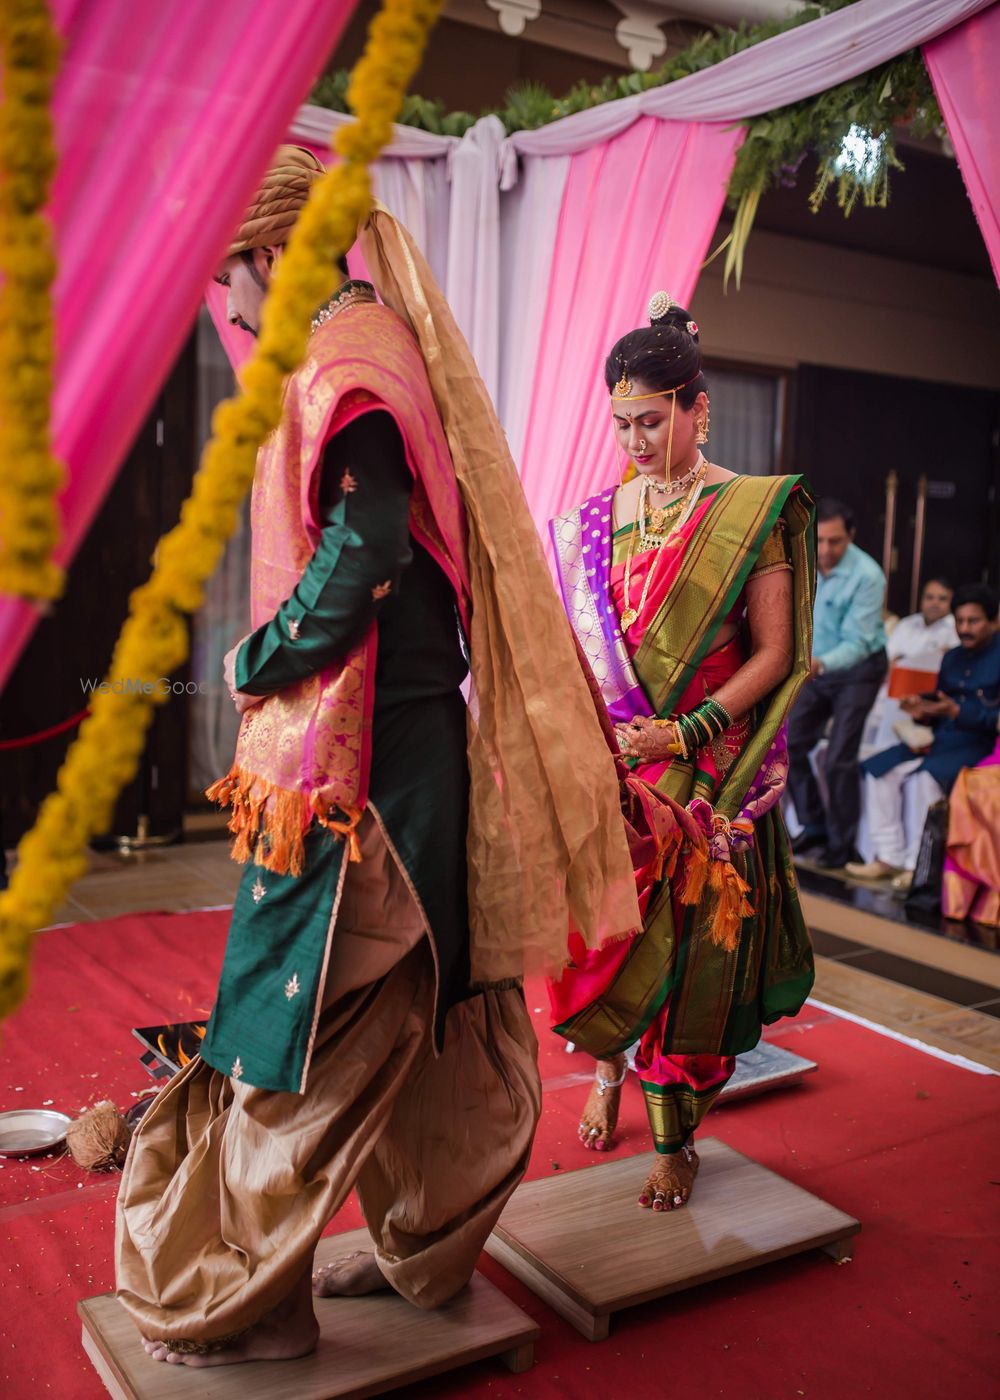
[310,279,377,332]
[640,481,685,548]
[621,461,708,630]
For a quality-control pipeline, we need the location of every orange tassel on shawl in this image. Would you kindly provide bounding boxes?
[205,768,363,876]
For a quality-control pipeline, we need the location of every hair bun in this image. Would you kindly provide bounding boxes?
[648,290,701,340]
[647,290,674,324]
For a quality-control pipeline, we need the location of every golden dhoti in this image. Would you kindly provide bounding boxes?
[114,815,541,1342]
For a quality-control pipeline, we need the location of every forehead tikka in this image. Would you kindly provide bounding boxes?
[611,370,701,404]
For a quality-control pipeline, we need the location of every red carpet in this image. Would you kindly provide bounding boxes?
[2,909,997,1398]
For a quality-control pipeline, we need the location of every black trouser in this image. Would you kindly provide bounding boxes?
[786,649,887,863]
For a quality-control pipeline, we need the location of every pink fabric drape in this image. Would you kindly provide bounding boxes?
[924,3,1000,287]
[0,0,360,693]
[517,117,742,534]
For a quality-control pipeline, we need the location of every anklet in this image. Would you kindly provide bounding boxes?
[596,1065,628,1095]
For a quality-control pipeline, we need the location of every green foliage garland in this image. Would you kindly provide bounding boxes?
[311,0,943,286]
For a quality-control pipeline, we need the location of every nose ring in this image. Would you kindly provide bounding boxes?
[638,439,647,451]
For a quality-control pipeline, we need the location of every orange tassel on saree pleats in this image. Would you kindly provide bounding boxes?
[678,839,709,907]
[650,823,684,884]
[706,859,755,952]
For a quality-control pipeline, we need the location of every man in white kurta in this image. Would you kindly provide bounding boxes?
[865,578,957,754]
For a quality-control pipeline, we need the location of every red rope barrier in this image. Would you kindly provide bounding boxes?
[0,707,89,750]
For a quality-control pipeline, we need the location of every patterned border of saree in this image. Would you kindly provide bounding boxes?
[552,474,816,1060]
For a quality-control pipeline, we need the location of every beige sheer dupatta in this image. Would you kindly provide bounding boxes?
[360,206,639,982]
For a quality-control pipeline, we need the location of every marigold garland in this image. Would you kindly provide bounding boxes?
[0,0,444,1023]
[0,0,64,602]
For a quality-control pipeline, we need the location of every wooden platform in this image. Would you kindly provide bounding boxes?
[485,1138,859,1341]
[79,1229,538,1399]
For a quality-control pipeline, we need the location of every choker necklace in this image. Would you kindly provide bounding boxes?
[311,279,377,332]
[644,453,704,500]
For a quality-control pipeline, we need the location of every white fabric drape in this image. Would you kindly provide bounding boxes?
[507,0,995,151]
[496,153,571,464]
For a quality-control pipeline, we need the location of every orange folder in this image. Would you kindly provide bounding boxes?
[887,664,939,700]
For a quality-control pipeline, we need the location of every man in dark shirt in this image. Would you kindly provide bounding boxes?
[851,584,1000,888]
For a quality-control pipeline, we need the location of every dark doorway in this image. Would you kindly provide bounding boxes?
[1,332,199,848]
[794,364,1000,616]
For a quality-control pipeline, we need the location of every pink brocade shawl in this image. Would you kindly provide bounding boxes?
[208,302,470,875]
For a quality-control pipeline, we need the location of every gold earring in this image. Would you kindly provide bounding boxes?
[695,406,710,445]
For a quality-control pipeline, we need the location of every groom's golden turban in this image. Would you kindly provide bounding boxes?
[226,145,326,257]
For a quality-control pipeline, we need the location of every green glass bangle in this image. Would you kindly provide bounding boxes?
[679,710,710,750]
[689,700,727,743]
[704,696,733,729]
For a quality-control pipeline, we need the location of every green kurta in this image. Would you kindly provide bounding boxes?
[201,410,470,1093]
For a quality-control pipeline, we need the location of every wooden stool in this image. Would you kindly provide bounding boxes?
[79,1228,538,1399]
[486,1138,859,1341]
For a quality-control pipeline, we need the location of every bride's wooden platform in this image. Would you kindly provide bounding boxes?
[484,1138,859,1341]
[78,1228,538,1400]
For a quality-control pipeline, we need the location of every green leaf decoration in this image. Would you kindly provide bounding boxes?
[310,0,943,285]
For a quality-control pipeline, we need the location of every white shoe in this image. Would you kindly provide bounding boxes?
[844,859,904,881]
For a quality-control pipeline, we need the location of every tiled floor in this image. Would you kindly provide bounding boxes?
[809,927,1000,1019]
[32,815,242,926]
[800,866,1000,1071]
[811,957,1000,1073]
[796,861,1000,953]
[9,818,999,1073]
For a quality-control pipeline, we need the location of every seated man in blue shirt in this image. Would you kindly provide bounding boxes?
[787,498,888,868]
[850,584,1000,889]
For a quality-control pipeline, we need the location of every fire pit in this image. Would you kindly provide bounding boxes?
[132,1022,207,1080]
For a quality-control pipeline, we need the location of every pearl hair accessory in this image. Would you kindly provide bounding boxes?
[686,320,699,336]
[647,290,674,322]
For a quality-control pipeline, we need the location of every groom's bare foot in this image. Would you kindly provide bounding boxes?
[637,1143,699,1211]
[578,1053,627,1151]
[312,1249,388,1298]
[142,1271,318,1367]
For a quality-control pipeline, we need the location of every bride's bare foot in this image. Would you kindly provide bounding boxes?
[142,1271,318,1367]
[637,1143,699,1212]
[577,1053,627,1151]
[312,1249,388,1298]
